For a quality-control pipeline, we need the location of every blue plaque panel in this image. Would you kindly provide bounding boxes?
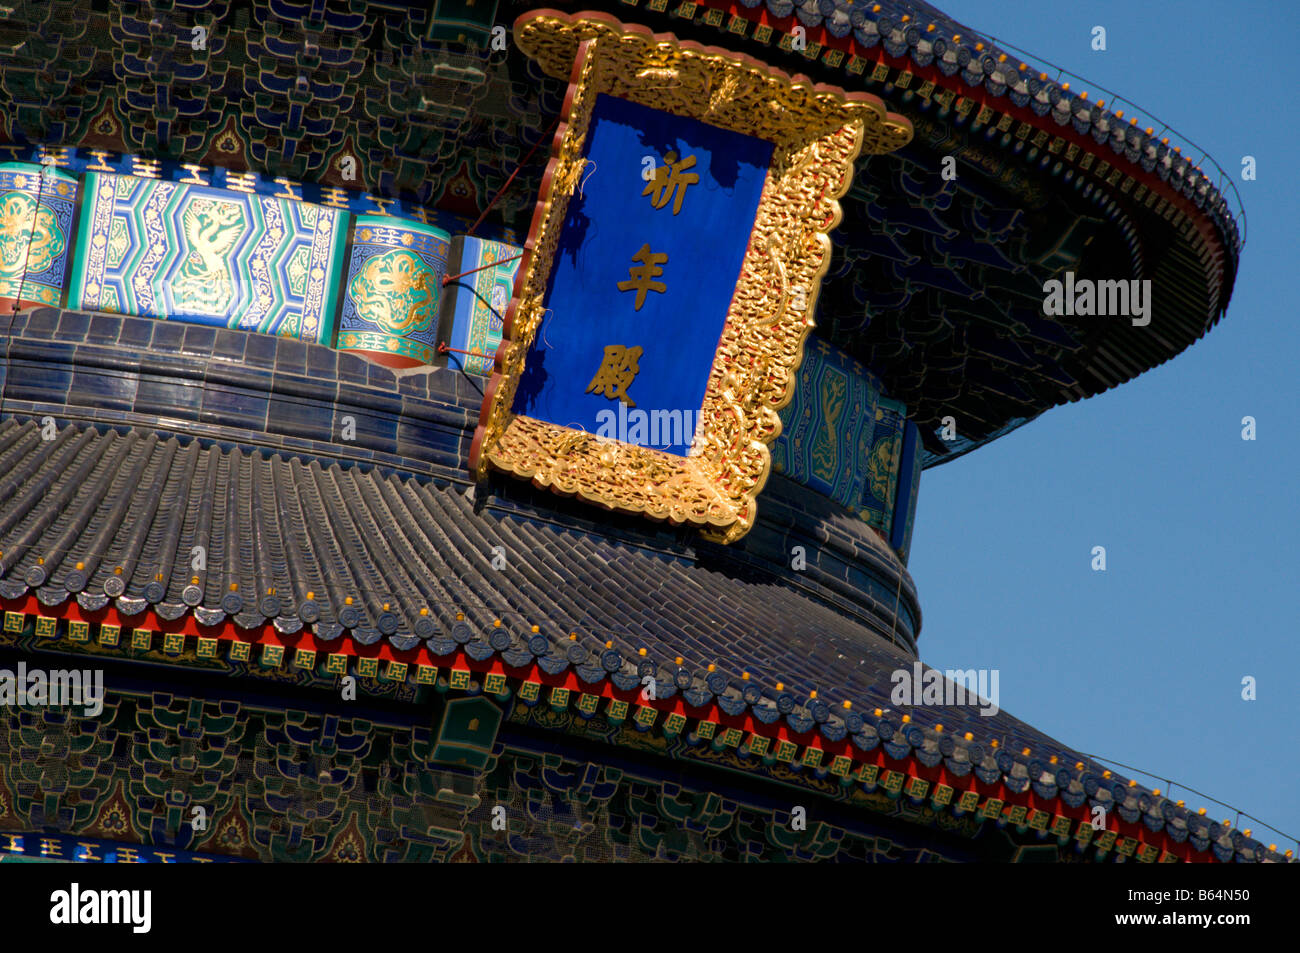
[511,94,774,457]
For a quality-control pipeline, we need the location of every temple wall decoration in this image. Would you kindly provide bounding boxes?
[471,11,913,544]
[773,339,920,561]
[0,162,79,311]
[892,420,922,563]
[861,395,908,532]
[0,148,519,364]
[439,236,521,376]
[336,216,452,368]
[66,172,349,344]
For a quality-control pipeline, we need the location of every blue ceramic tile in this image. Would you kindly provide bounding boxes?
[140,352,206,382]
[426,369,459,401]
[12,338,76,363]
[5,361,72,404]
[56,311,90,341]
[182,325,217,356]
[68,367,139,412]
[366,363,397,390]
[306,345,336,380]
[336,352,371,386]
[275,338,308,376]
[200,385,269,432]
[205,362,272,390]
[87,315,123,343]
[397,374,428,400]
[212,330,247,363]
[454,373,487,406]
[395,420,443,459]
[67,340,137,374]
[24,308,59,336]
[135,378,204,418]
[266,394,333,443]
[150,322,186,352]
[243,334,277,368]
[119,319,154,350]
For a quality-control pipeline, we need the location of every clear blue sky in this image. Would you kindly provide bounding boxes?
[907,0,1300,848]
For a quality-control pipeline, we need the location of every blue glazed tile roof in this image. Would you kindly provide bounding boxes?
[0,414,1287,862]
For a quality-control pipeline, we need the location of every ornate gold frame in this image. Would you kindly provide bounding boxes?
[470,10,911,542]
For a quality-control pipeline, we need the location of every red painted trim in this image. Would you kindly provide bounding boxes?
[343,350,424,370]
[4,593,1223,861]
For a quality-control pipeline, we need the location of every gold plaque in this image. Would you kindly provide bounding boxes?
[470,10,911,542]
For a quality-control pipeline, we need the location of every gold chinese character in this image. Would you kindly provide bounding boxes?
[586,345,642,407]
[642,151,699,215]
[617,243,668,311]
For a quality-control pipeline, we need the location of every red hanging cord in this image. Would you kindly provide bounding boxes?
[441,251,524,286]
[466,115,561,238]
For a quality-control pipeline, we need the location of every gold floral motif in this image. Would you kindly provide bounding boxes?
[471,11,912,543]
[348,247,437,335]
[0,191,64,280]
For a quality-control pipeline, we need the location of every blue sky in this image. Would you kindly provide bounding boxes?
[906,0,1300,847]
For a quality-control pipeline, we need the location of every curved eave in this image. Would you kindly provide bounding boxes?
[671,0,1240,462]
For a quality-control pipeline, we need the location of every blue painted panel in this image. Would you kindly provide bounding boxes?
[445,236,520,375]
[891,419,921,561]
[0,163,79,307]
[512,94,774,457]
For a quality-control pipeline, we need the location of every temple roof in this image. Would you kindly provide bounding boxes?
[0,413,1278,861]
[0,414,927,724]
[0,0,1242,466]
